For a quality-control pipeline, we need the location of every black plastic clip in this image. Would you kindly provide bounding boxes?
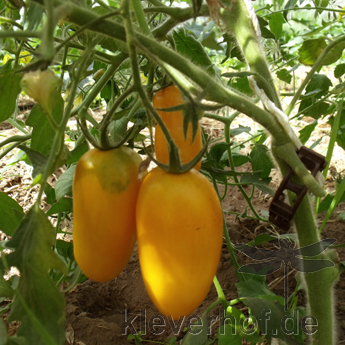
[269,146,327,231]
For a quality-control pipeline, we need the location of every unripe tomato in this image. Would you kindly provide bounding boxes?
[73,147,142,282]
[136,168,223,320]
[153,85,202,170]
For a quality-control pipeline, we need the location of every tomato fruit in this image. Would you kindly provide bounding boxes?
[73,147,142,282]
[136,167,223,320]
[153,85,202,170]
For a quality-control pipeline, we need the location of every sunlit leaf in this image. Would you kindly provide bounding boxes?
[173,29,215,76]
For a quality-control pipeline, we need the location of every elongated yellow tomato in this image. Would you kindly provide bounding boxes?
[73,147,142,282]
[136,168,223,320]
[153,85,202,170]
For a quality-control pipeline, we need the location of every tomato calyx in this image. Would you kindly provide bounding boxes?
[142,138,209,174]
[78,106,140,151]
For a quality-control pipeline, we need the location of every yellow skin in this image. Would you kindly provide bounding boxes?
[136,168,223,320]
[73,147,142,282]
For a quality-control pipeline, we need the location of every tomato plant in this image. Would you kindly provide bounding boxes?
[153,85,202,170]
[136,167,223,320]
[73,147,142,282]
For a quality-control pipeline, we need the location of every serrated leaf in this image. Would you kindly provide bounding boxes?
[6,207,66,345]
[335,63,345,78]
[173,29,215,76]
[46,197,73,216]
[0,192,25,236]
[269,13,285,39]
[26,97,63,156]
[276,69,292,84]
[0,68,22,122]
[299,121,317,144]
[249,144,273,179]
[230,77,252,96]
[55,165,76,200]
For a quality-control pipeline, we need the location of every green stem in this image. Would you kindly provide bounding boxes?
[0,31,41,39]
[0,134,31,148]
[286,35,345,115]
[213,276,228,309]
[71,53,128,116]
[42,0,56,60]
[0,142,22,160]
[221,0,281,109]
[35,47,92,204]
[0,16,23,28]
[323,95,343,178]
[132,0,151,36]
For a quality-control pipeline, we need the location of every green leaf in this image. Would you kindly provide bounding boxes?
[18,145,48,178]
[26,97,63,156]
[299,121,317,144]
[0,192,25,236]
[232,152,250,167]
[217,325,242,345]
[244,297,301,345]
[283,0,297,21]
[181,312,209,345]
[229,77,253,96]
[236,279,278,298]
[0,67,21,122]
[0,317,8,345]
[67,141,89,165]
[173,29,215,76]
[25,1,43,30]
[209,143,232,165]
[230,125,251,136]
[192,0,203,19]
[201,31,223,51]
[249,144,273,179]
[44,184,56,205]
[276,68,292,84]
[269,13,285,39]
[299,38,345,66]
[339,212,345,222]
[55,240,74,262]
[46,197,73,216]
[55,165,76,200]
[240,174,274,196]
[335,64,345,79]
[0,269,14,298]
[299,38,326,66]
[6,207,66,345]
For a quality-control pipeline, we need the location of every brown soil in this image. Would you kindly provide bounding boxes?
[1,112,345,345]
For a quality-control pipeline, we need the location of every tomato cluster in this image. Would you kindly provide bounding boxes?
[73,85,223,320]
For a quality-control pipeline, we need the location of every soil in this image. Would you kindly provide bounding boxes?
[1,110,345,345]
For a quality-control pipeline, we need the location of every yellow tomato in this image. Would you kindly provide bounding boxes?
[153,85,203,170]
[73,147,142,282]
[136,167,223,320]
